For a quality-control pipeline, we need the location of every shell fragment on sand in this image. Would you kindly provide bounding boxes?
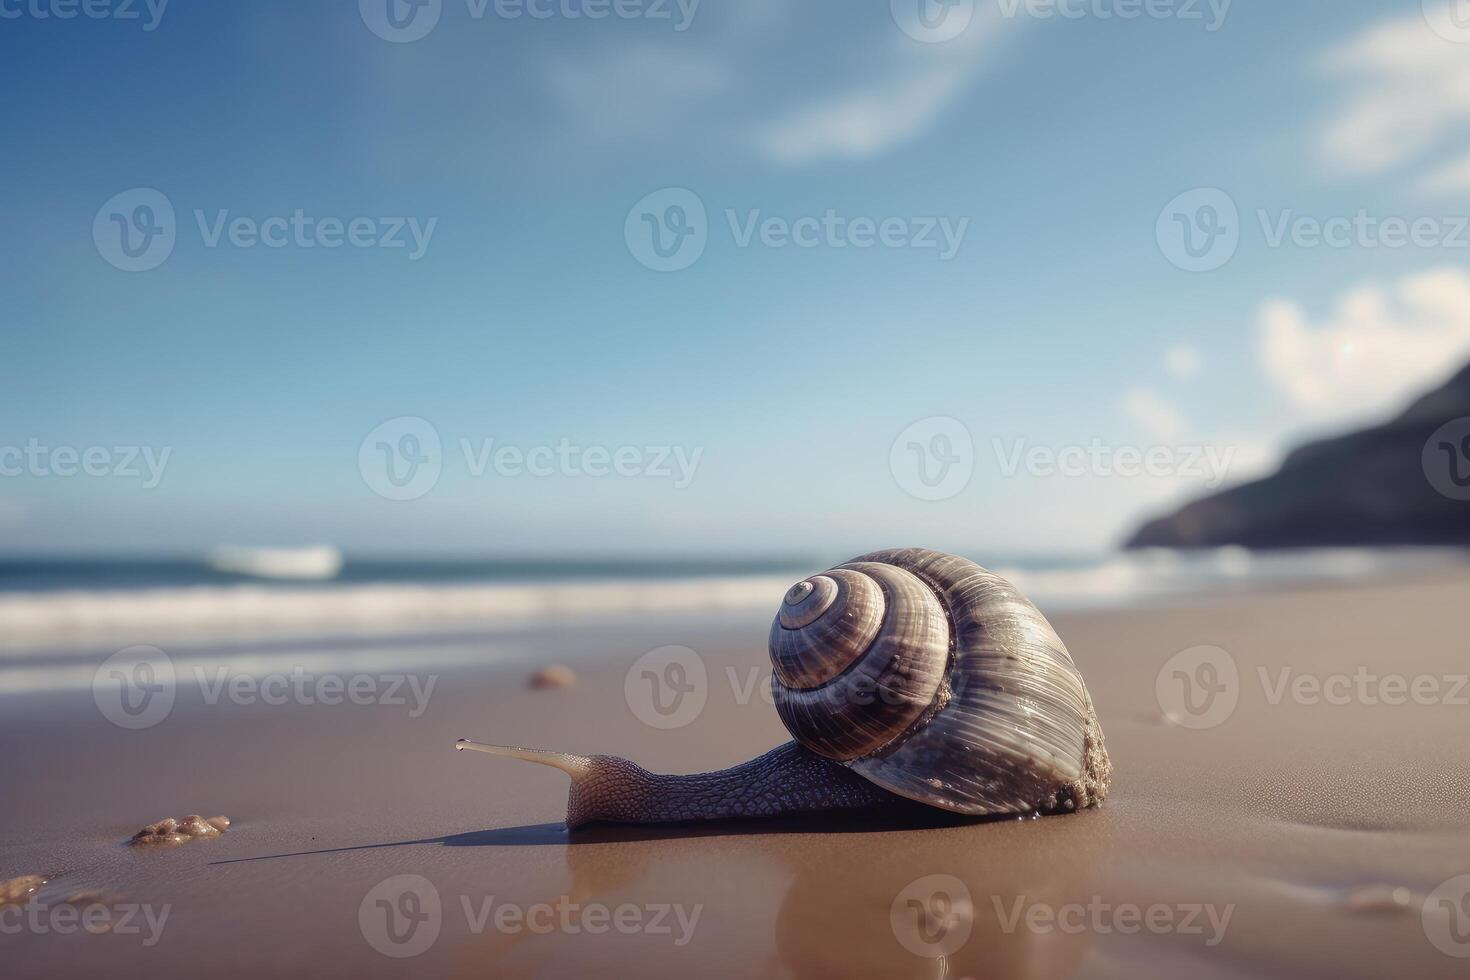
[130,814,231,847]
[0,875,47,907]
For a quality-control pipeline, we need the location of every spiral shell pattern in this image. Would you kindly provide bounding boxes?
[769,548,1111,815]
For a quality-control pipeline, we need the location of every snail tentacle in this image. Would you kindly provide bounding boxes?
[459,739,892,829]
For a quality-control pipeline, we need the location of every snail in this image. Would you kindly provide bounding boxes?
[458,548,1111,828]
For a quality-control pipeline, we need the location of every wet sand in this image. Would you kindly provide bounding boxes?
[3,572,1470,978]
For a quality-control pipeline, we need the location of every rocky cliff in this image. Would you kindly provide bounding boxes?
[1125,363,1470,549]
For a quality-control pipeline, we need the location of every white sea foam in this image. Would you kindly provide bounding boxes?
[0,548,1457,659]
[205,545,344,580]
[0,575,793,654]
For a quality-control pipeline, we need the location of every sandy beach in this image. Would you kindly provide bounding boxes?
[3,569,1469,978]
[13,1,1470,975]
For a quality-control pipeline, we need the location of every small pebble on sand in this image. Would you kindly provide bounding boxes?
[1343,885,1414,914]
[130,814,231,847]
[0,875,46,907]
[529,664,576,690]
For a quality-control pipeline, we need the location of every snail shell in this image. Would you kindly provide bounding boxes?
[771,548,1109,815]
[457,547,1110,826]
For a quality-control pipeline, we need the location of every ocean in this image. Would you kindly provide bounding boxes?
[0,547,1461,695]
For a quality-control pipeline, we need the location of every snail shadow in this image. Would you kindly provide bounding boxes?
[210,803,1013,865]
[447,803,1017,847]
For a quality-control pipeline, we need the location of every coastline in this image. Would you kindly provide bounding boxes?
[4,567,1470,976]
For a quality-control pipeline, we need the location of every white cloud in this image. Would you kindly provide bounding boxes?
[1122,386,1187,440]
[756,9,1010,165]
[756,61,974,165]
[1320,13,1470,181]
[543,5,1013,166]
[1258,267,1470,427]
[1165,345,1201,379]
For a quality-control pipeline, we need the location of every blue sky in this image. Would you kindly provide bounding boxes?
[4,0,1470,557]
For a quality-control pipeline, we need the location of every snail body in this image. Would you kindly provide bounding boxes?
[459,548,1111,827]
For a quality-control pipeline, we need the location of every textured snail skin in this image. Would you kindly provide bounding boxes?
[564,742,893,829]
[459,548,1111,826]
